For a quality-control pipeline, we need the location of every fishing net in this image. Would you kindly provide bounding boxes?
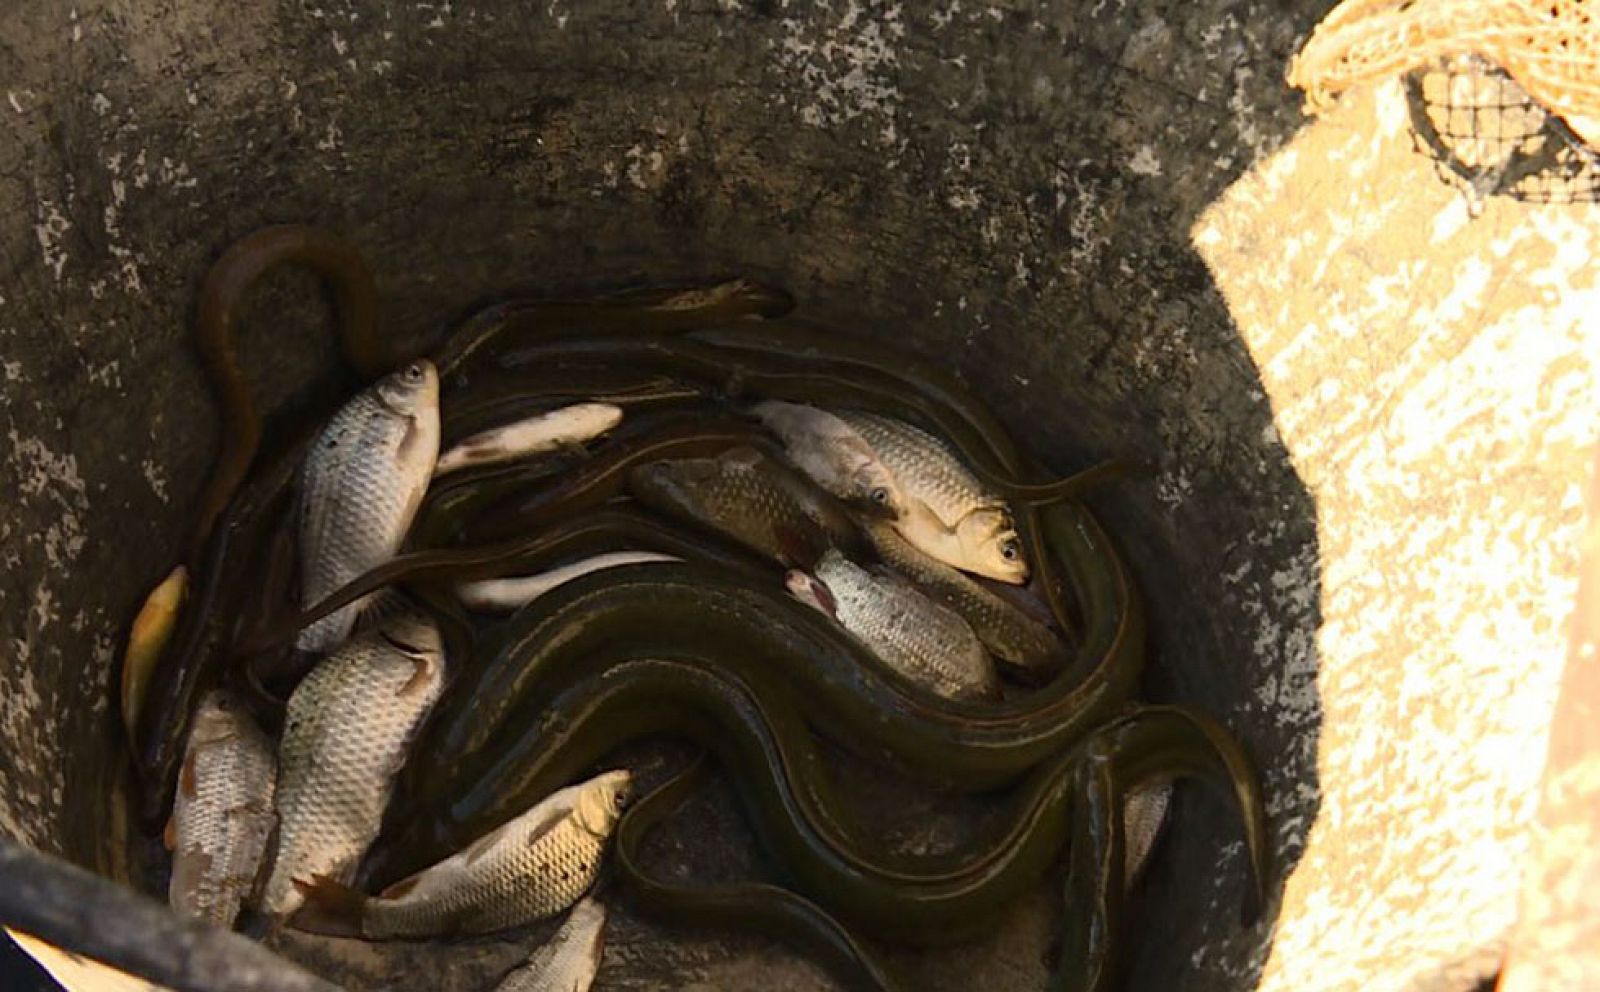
[1288,0,1600,205]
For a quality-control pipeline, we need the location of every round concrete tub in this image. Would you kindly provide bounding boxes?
[2,2,1595,990]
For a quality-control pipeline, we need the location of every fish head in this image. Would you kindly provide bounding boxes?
[957,510,1030,585]
[374,610,444,660]
[838,457,905,520]
[374,359,440,417]
[574,769,633,835]
[784,568,838,618]
[628,457,719,519]
[189,688,248,745]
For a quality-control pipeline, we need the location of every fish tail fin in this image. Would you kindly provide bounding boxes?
[290,875,367,937]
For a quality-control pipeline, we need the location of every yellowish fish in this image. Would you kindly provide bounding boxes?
[121,564,188,746]
[830,411,1028,584]
[293,769,630,939]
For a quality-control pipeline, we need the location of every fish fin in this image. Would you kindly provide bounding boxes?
[396,655,436,698]
[162,816,176,851]
[461,818,518,866]
[772,521,827,570]
[377,874,422,900]
[179,752,198,798]
[289,875,366,937]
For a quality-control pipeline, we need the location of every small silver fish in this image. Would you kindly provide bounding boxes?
[864,520,1061,675]
[259,611,446,920]
[293,769,631,939]
[492,896,608,992]
[457,551,682,613]
[296,360,440,653]
[435,402,623,476]
[751,401,905,517]
[1124,780,1172,888]
[786,549,999,701]
[831,411,1027,584]
[166,689,276,928]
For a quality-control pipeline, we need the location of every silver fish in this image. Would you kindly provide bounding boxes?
[864,520,1061,675]
[492,896,608,992]
[786,549,999,701]
[166,689,276,928]
[457,551,682,613]
[751,401,905,517]
[296,360,440,653]
[259,611,446,920]
[293,770,631,939]
[435,402,623,476]
[831,411,1027,584]
[1124,780,1172,888]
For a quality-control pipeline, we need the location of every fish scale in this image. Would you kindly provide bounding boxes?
[865,520,1062,674]
[630,447,858,563]
[259,613,445,919]
[833,410,1004,529]
[493,896,607,992]
[168,689,277,928]
[297,363,439,653]
[810,549,999,701]
[321,770,629,938]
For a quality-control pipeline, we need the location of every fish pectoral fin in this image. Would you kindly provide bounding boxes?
[162,817,176,851]
[289,875,366,937]
[396,654,437,698]
[179,752,199,798]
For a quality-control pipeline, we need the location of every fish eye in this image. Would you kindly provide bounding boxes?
[403,362,426,382]
[870,487,889,504]
[1000,540,1019,561]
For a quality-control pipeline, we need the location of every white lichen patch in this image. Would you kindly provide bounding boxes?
[1193,79,1600,992]
[772,0,906,147]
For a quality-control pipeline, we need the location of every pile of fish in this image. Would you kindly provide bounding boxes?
[123,226,1269,992]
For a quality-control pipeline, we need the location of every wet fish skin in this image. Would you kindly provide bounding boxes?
[751,401,905,518]
[831,411,1028,584]
[787,549,999,702]
[167,688,277,928]
[629,446,860,564]
[295,770,631,938]
[493,896,608,992]
[892,500,1029,586]
[458,551,682,613]
[123,564,188,746]
[296,360,440,653]
[864,520,1062,675]
[1124,780,1172,889]
[259,611,446,920]
[831,410,1002,528]
[435,402,623,476]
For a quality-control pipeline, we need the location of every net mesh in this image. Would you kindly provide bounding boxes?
[1406,55,1600,204]
[1289,0,1600,203]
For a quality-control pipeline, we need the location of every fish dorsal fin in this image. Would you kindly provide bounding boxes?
[179,752,198,798]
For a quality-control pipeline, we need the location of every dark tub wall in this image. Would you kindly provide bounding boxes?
[0,2,1326,989]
